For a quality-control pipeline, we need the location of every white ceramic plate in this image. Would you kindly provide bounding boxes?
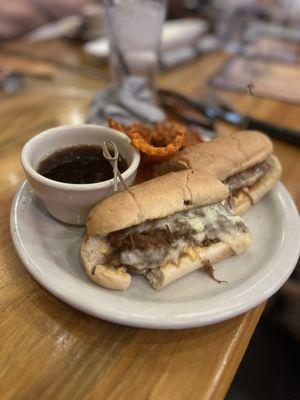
[11,181,300,329]
[83,19,208,58]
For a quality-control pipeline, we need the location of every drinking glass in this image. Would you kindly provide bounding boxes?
[103,0,167,89]
[214,0,258,52]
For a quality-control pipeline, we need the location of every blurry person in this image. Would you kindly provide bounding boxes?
[0,0,93,40]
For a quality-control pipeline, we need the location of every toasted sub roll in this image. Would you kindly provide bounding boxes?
[81,234,131,290]
[156,131,281,214]
[147,242,233,289]
[232,155,281,215]
[81,170,252,290]
[86,169,228,236]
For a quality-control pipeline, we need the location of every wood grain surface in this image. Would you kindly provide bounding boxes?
[0,40,299,400]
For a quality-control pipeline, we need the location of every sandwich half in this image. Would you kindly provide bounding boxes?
[81,169,252,290]
[157,131,282,215]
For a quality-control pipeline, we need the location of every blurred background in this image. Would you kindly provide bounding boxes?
[1,1,300,398]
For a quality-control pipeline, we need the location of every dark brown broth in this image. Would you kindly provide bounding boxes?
[37,145,128,184]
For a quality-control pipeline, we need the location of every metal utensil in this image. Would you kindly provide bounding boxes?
[158,89,300,145]
[158,89,217,141]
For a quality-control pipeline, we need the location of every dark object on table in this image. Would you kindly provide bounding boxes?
[158,88,300,145]
[0,66,53,94]
[0,67,24,94]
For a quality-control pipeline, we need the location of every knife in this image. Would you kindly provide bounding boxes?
[158,89,300,146]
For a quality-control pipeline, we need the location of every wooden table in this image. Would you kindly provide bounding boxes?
[0,40,299,400]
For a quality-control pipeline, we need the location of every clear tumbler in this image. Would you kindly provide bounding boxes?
[103,0,167,89]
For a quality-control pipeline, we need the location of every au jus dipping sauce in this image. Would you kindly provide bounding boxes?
[37,145,128,184]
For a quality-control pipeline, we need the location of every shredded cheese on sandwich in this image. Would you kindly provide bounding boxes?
[106,202,251,272]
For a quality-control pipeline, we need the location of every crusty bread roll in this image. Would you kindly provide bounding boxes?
[86,169,228,236]
[233,155,282,215]
[81,234,131,290]
[82,169,252,290]
[156,131,281,215]
[147,242,233,289]
[158,131,273,181]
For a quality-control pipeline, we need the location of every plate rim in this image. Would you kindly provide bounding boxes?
[10,181,300,329]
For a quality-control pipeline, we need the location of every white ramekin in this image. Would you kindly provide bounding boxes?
[21,124,140,225]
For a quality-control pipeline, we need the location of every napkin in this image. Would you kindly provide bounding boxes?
[88,76,166,125]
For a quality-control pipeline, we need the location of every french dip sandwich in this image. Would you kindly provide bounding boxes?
[157,131,281,215]
[81,170,252,290]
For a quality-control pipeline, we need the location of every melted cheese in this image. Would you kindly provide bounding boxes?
[118,202,251,270]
